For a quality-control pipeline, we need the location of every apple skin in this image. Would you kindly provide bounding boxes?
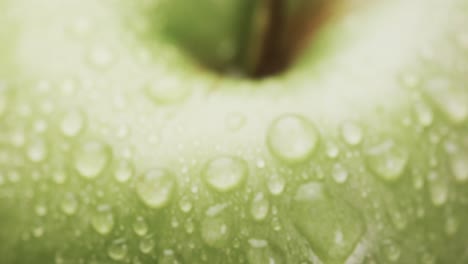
[0,0,468,263]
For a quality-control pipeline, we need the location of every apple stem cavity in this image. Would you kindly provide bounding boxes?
[161,0,333,79]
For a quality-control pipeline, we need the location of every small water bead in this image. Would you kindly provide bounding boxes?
[52,169,67,184]
[250,193,269,221]
[91,205,114,235]
[382,240,401,262]
[365,139,409,182]
[136,168,176,209]
[60,109,85,137]
[114,159,134,183]
[427,171,448,207]
[449,150,468,182]
[185,220,195,234]
[27,138,47,163]
[178,196,192,213]
[88,46,116,70]
[246,239,284,264]
[424,77,468,125]
[268,174,286,196]
[326,143,340,159]
[201,216,230,248]
[332,163,349,184]
[159,250,181,264]
[139,236,155,254]
[34,204,47,216]
[107,239,128,261]
[61,193,78,216]
[133,216,148,236]
[32,226,45,238]
[73,140,111,179]
[414,102,433,127]
[226,112,246,131]
[202,156,247,192]
[267,114,319,164]
[145,77,189,104]
[341,122,363,146]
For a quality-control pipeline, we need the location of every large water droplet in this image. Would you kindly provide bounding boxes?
[133,216,148,237]
[107,239,128,261]
[267,114,319,164]
[365,140,409,182]
[291,182,365,263]
[60,109,85,137]
[60,193,78,216]
[136,169,176,209]
[250,193,269,221]
[73,140,111,179]
[341,122,363,146]
[201,216,230,248]
[91,205,114,235]
[246,239,284,264]
[202,156,247,192]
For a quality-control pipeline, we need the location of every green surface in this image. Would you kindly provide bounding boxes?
[0,0,467,263]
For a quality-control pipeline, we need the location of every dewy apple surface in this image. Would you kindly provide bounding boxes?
[0,0,467,263]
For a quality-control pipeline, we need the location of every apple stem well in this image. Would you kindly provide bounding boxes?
[160,0,333,79]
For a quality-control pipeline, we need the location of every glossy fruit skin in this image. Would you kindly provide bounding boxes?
[0,0,468,263]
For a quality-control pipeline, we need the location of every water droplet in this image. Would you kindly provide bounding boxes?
[178,196,192,213]
[32,225,44,238]
[414,102,433,127]
[267,114,319,164]
[365,140,408,182]
[424,77,468,124]
[226,112,246,131]
[88,46,116,70]
[73,140,111,179]
[136,168,176,209]
[91,205,114,235]
[133,216,148,237]
[382,239,401,262]
[341,122,363,146]
[326,143,340,159]
[450,150,468,182]
[107,239,128,261]
[201,216,230,248]
[52,169,67,184]
[291,182,365,262]
[250,193,269,221]
[35,204,47,216]
[159,250,181,264]
[427,171,448,207]
[445,215,458,236]
[139,236,154,254]
[61,193,78,216]
[202,156,247,192]
[332,163,349,184]
[60,109,85,137]
[114,159,134,183]
[246,239,284,264]
[185,220,195,234]
[27,138,47,163]
[145,77,189,104]
[268,174,285,195]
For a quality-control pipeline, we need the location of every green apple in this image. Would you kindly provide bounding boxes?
[1,0,468,263]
